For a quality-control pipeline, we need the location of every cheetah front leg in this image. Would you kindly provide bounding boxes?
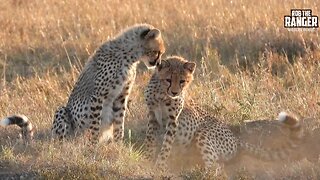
[88,93,104,144]
[195,127,225,176]
[111,84,132,143]
[51,106,73,141]
[88,76,112,144]
[88,68,124,144]
[155,99,184,170]
[144,110,161,160]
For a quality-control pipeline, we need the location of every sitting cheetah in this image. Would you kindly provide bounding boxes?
[143,56,303,173]
[1,24,165,144]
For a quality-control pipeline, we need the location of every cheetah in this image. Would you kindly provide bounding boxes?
[1,24,165,144]
[143,56,303,173]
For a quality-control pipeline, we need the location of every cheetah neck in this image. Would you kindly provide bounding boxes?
[100,38,144,66]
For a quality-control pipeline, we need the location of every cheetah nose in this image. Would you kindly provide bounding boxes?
[171,92,178,96]
[149,60,157,66]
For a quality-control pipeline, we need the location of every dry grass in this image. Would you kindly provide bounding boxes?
[0,0,319,179]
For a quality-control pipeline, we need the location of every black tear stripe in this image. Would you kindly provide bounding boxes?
[167,74,172,93]
[154,51,160,62]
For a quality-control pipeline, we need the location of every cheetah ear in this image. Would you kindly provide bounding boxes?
[183,62,196,73]
[143,28,161,40]
[157,60,169,71]
[140,29,151,39]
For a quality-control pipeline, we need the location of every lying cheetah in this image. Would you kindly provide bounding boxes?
[144,56,302,173]
[1,24,165,144]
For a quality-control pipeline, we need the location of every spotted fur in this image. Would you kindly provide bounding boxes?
[52,24,165,143]
[144,56,196,168]
[144,56,303,173]
[2,24,165,144]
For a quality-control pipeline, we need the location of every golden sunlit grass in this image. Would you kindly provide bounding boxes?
[0,0,319,179]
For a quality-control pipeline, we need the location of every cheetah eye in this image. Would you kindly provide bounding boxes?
[166,79,171,83]
[149,50,158,56]
[180,80,186,84]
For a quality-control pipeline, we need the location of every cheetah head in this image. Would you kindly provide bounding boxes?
[156,56,196,98]
[140,28,165,68]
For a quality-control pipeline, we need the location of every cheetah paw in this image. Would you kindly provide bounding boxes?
[155,160,168,172]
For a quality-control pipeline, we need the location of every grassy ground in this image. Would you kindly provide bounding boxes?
[0,0,319,179]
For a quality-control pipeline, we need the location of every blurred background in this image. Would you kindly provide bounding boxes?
[0,0,319,79]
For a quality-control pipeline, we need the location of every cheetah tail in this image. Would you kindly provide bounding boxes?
[0,115,34,142]
[278,111,303,140]
[239,111,303,161]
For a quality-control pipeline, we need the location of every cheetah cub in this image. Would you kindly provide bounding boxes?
[144,56,302,173]
[1,24,165,144]
[144,56,196,168]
